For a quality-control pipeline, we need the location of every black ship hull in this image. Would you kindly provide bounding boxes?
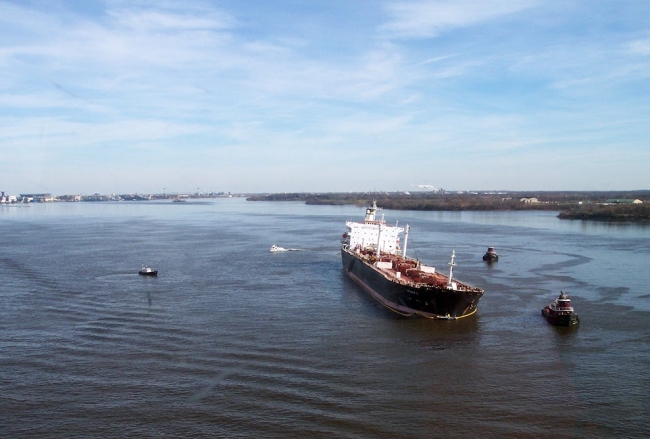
[342,249,483,319]
[542,308,579,326]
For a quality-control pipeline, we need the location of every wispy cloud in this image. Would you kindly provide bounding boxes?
[380,0,537,39]
[628,36,650,56]
[108,8,234,31]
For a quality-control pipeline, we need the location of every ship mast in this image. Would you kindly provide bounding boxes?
[376,223,382,256]
[447,250,456,288]
[402,225,410,257]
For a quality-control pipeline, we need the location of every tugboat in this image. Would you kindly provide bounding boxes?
[138,265,158,276]
[482,246,498,262]
[542,291,579,326]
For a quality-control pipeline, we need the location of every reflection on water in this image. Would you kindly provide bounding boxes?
[403,209,650,237]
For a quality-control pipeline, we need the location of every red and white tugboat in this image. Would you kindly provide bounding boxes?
[542,291,579,326]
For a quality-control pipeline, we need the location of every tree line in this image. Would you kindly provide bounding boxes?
[247,191,650,221]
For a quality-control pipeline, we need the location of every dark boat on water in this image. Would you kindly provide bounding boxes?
[138,265,158,276]
[482,246,498,262]
[341,201,484,319]
[542,291,579,326]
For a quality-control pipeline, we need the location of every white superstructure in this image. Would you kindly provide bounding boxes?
[344,201,404,255]
[0,191,17,204]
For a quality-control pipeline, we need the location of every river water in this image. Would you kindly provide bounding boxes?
[1,199,649,438]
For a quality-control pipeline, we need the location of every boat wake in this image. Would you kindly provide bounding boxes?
[269,245,302,252]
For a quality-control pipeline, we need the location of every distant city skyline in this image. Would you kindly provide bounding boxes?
[1,0,649,194]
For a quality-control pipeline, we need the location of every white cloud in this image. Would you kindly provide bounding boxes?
[381,0,537,39]
[107,9,233,31]
[628,36,650,55]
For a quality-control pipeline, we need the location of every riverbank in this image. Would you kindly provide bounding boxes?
[558,204,650,221]
[247,191,650,222]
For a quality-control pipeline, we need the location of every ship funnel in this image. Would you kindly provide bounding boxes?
[365,200,378,222]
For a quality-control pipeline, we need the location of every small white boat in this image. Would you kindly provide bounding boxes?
[269,244,288,252]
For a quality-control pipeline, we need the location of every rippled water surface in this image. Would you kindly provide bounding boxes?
[2,199,649,438]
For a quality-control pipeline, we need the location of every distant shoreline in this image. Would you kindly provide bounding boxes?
[246,191,650,222]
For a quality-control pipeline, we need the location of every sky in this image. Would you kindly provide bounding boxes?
[1,0,649,195]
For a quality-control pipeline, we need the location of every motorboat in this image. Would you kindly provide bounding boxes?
[138,265,158,276]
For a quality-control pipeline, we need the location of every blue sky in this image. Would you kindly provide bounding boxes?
[1,0,649,194]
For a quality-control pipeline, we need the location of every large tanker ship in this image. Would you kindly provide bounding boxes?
[341,202,484,319]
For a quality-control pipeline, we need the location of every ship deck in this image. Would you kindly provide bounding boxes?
[351,250,483,293]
